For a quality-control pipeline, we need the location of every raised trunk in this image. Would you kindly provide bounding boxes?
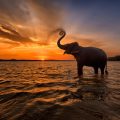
[57,30,66,50]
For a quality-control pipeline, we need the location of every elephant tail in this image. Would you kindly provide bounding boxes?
[105,63,108,75]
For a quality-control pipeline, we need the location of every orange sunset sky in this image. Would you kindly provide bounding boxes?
[0,0,120,60]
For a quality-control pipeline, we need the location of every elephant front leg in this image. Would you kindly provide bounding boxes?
[100,67,105,75]
[77,64,83,77]
[93,67,98,75]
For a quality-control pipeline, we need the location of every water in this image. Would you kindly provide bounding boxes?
[0,61,120,120]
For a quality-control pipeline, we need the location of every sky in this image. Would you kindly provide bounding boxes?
[0,0,120,60]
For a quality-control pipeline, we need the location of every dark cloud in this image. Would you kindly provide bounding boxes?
[0,25,34,45]
[1,25,21,36]
[0,40,20,48]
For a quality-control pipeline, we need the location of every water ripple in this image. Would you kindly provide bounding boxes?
[0,61,120,120]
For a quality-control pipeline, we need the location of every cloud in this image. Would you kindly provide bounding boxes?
[68,35,104,47]
[0,0,119,57]
[0,39,20,48]
[0,25,34,45]
[0,0,66,47]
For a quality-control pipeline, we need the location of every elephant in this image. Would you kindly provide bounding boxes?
[57,29,108,77]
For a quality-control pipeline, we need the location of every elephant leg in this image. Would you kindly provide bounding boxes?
[77,64,83,76]
[100,67,105,75]
[94,67,98,74]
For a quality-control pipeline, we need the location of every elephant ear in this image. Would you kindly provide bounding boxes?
[64,42,80,54]
[70,42,80,54]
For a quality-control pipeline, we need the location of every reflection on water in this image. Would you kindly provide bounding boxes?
[0,61,120,120]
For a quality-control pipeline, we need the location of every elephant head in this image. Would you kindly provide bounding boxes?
[57,29,80,54]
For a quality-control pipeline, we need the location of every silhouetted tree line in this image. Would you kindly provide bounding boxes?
[0,56,120,61]
[108,55,120,61]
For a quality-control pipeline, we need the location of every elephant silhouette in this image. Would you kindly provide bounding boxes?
[57,29,108,77]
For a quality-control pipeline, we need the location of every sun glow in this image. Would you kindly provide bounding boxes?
[38,56,47,60]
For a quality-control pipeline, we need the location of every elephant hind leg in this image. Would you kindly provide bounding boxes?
[94,67,98,74]
[100,67,105,75]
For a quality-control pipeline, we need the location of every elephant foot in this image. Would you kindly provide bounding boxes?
[74,76,79,79]
[100,74,105,78]
[74,75,83,79]
[78,75,83,78]
[94,74,98,77]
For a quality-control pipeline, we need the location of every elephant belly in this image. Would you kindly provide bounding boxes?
[84,62,101,67]
[84,56,107,67]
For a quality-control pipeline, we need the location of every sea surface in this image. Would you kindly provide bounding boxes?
[0,61,120,120]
